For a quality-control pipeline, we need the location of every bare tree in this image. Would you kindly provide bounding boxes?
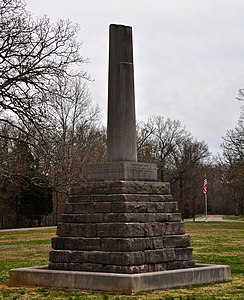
[0,0,88,138]
[138,116,190,180]
[169,138,209,213]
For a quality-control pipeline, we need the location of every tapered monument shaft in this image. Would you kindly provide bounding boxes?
[107,24,137,162]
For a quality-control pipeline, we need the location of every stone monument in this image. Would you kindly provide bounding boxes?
[49,24,194,273]
[10,24,231,293]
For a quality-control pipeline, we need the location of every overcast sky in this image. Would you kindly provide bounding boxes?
[26,0,244,155]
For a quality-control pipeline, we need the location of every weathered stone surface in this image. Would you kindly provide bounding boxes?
[107,25,137,162]
[145,248,175,263]
[68,195,91,203]
[163,235,191,248]
[103,264,149,274]
[52,237,101,251]
[91,194,150,202]
[87,161,157,181]
[166,260,195,270]
[49,250,72,263]
[95,202,112,213]
[148,263,166,272]
[61,212,182,224]
[101,238,147,251]
[69,181,170,195]
[164,222,185,235]
[71,251,89,263]
[111,202,148,213]
[144,223,164,236]
[97,223,145,237]
[175,248,193,261]
[65,203,95,214]
[61,213,104,223]
[153,238,165,249]
[89,251,145,265]
[88,194,173,203]
[81,263,104,272]
[49,262,83,271]
[149,194,173,202]
[155,213,182,222]
[49,179,194,273]
[57,223,97,237]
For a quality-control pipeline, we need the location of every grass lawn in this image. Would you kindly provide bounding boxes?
[0,222,243,299]
[223,215,244,222]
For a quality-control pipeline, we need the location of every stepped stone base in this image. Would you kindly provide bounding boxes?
[48,180,194,273]
[9,179,232,292]
[10,264,231,293]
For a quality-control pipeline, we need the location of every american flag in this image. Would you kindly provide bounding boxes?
[203,176,208,194]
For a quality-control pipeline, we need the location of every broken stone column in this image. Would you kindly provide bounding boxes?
[49,24,194,274]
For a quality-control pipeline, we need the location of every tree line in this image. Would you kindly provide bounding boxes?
[0,0,243,228]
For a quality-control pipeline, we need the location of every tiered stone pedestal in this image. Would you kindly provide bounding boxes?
[49,181,194,273]
[9,179,231,292]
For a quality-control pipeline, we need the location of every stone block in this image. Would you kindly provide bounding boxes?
[148,263,166,272]
[61,213,106,224]
[64,238,83,250]
[101,238,146,251]
[104,213,149,223]
[97,223,145,237]
[49,250,71,263]
[111,202,148,213]
[103,264,149,274]
[163,202,178,212]
[163,235,191,248]
[49,262,82,271]
[57,223,75,236]
[95,202,112,213]
[51,236,65,249]
[145,238,154,250]
[144,223,164,236]
[64,203,95,214]
[52,237,82,250]
[149,194,173,202]
[88,251,145,265]
[166,248,176,261]
[145,248,175,263]
[85,214,104,223]
[81,263,104,272]
[155,213,181,222]
[148,213,157,222]
[57,223,97,238]
[164,222,185,235]
[175,248,193,261]
[68,195,91,203]
[145,249,168,263]
[71,251,89,263]
[166,260,195,270]
[86,161,158,181]
[147,202,164,212]
[52,237,101,251]
[110,251,145,265]
[69,181,170,196]
[152,237,164,249]
[60,214,86,223]
[81,238,101,250]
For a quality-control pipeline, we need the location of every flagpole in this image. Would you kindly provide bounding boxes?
[205,192,208,222]
[203,175,208,222]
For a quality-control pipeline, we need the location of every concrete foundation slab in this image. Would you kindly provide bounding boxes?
[10,264,231,294]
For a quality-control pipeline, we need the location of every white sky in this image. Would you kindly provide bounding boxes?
[26,0,244,155]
